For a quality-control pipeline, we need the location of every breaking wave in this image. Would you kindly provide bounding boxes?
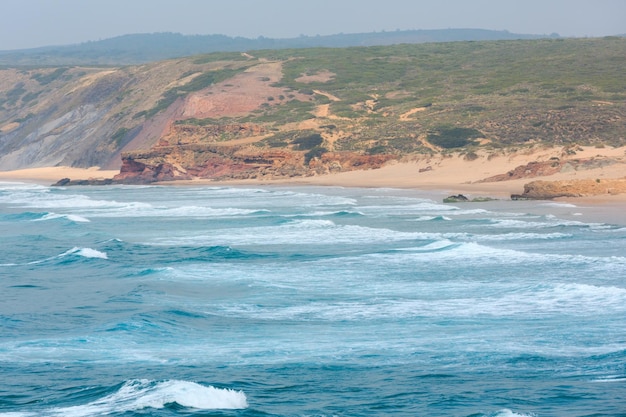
[0,379,247,416]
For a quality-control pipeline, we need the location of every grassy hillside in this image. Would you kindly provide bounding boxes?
[204,38,626,153]
[0,37,625,171]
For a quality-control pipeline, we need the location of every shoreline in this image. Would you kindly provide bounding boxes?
[1,145,625,205]
[1,162,625,226]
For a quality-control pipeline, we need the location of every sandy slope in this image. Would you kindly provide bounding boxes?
[261,146,626,199]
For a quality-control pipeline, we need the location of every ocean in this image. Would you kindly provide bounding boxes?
[0,182,625,416]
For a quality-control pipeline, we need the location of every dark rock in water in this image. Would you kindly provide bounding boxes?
[53,178,71,186]
[470,196,496,202]
[443,194,469,203]
[444,194,497,203]
[51,178,114,186]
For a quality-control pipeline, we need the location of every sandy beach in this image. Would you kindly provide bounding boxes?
[0,166,119,185]
[1,146,625,205]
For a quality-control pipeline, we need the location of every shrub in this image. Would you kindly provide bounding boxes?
[31,67,69,85]
[293,133,323,150]
[111,127,129,146]
[427,127,482,149]
[304,146,328,165]
[367,145,390,155]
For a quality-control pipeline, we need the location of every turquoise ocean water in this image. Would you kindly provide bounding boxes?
[1,182,625,416]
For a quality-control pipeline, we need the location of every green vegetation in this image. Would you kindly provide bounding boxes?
[250,37,626,148]
[242,99,316,124]
[292,133,323,150]
[111,127,130,146]
[427,127,483,149]
[4,82,26,105]
[31,68,69,85]
[304,146,328,165]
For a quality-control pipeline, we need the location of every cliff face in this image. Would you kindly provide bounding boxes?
[0,57,264,170]
[113,143,396,184]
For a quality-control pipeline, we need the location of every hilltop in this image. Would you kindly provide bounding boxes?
[0,29,554,66]
[0,37,625,190]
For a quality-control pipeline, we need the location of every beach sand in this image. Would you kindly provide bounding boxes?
[0,166,119,184]
[1,146,625,206]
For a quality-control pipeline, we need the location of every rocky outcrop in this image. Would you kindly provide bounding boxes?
[479,157,617,182]
[443,194,497,203]
[111,143,396,184]
[513,178,626,199]
[52,177,114,186]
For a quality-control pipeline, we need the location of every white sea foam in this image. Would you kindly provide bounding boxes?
[0,182,48,190]
[283,209,365,217]
[487,410,537,417]
[396,239,460,252]
[94,204,261,218]
[23,247,108,265]
[0,379,247,416]
[541,202,578,208]
[469,232,571,241]
[367,241,626,272]
[3,191,150,211]
[212,280,626,322]
[357,201,462,216]
[33,212,90,223]
[151,219,440,246]
[591,375,626,383]
[488,217,605,229]
[72,247,108,259]
[413,215,452,221]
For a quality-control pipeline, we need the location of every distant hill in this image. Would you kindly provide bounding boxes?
[0,29,557,66]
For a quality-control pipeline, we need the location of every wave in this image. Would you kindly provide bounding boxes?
[394,239,461,253]
[151,219,442,246]
[213,281,626,322]
[481,410,537,417]
[371,240,626,270]
[0,211,49,222]
[541,202,578,208]
[101,239,271,265]
[413,215,452,221]
[88,205,268,218]
[13,247,109,266]
[0,379,247,416]
[32,212,90,223]
[68,247,108,260]
[283,209,365,218]
[591,375,626,383]
[469,232,572,241]
[357,201,465,216]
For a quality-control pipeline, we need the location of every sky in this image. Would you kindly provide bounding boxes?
[1,0,625,50]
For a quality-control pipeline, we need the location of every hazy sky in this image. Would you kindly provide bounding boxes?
[1,0,625,50]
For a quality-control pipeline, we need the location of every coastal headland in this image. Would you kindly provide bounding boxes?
[1,38,625,202]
